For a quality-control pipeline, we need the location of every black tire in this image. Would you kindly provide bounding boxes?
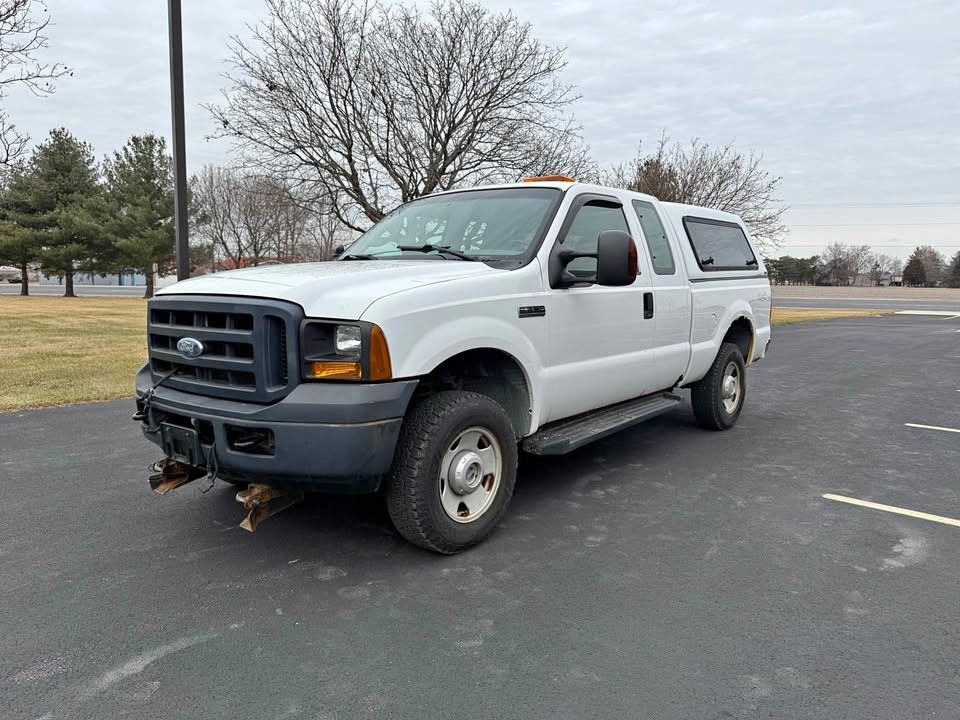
[690,342,746,430]
[385,391,518,554]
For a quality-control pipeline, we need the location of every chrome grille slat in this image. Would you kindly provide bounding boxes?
[149,348,255,370]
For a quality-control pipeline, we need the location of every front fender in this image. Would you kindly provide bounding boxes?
[385,314,546,433]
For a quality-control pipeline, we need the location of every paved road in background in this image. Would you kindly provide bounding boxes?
[2,315,959,719]
[774,296,960,311]
[0,284,147,296]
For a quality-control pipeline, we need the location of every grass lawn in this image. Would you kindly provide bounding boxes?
[0,297,891,412]
[0,296,147,412]
[770,307,892,325]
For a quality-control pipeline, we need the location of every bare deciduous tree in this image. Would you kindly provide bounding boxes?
[608,136,787,249]
[191,164,347,268]
[822,241,851,285]
[0,0,72,165]
[867,252,901,286]
[210,0,593,231]
[191,165,243,267]
[821,241,874,286]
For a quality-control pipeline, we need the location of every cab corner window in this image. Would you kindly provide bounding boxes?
[561,200,629,275]
[631,200,675,275]
[683,217,757,271]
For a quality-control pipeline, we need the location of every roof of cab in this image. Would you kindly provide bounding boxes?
[434,179,657,201]
[428,181,747,228]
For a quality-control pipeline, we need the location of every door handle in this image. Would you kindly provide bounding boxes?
[643,292,654,319]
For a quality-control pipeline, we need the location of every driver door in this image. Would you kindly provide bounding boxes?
[541,193,656,423]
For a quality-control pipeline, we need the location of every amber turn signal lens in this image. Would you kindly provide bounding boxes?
[369,324,392,380]
[306,361,362,379]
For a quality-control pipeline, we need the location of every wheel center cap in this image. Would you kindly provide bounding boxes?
[449,451,484,495]
[722,376,737,399]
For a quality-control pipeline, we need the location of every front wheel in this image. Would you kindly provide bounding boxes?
[690,342,746,430]
[385,391,518,554]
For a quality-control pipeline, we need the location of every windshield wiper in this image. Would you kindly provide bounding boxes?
[396,244,476,261]
[340,253,378,261]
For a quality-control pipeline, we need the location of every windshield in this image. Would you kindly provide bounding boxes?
[343,187,561,261]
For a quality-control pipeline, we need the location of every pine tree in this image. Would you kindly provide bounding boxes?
[946,251,960,289]
[0,218,38,295]
[103,134,175,298]
[1,128,105,297]
[901,248,926,287]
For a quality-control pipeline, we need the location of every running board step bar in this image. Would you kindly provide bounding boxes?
[522,392,683,456]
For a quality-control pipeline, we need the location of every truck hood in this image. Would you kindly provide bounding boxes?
[156,260,500,319]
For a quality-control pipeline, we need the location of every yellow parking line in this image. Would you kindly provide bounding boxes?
[904,422,960,434]
[823,494,960,528]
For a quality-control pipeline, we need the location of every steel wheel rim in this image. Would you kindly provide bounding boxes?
[438,426,502,524]
[720,362,741,415]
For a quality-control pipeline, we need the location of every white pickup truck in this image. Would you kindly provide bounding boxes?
[135,177,771,553]
[0,265,22,283]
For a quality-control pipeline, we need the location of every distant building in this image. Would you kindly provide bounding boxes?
[37,269,147,286]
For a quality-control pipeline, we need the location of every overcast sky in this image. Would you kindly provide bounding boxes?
[5,0,959,260]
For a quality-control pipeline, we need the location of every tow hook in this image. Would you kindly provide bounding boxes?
[148,458,206,495]
[235,484,304,532]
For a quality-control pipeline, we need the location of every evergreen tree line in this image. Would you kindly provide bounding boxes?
[902,245,960,288]
[0,128,174,298]
[0,127,343,298]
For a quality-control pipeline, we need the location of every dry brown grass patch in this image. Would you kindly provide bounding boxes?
[772,307,892,325]
[0,296,146,411]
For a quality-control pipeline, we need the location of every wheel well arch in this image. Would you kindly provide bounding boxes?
[417,348,532,437]
[723,316,755,365]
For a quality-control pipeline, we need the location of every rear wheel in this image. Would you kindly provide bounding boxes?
[386,391,517,554]
[691,342,746,430]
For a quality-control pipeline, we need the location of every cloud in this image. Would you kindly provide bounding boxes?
[3,0,958,257]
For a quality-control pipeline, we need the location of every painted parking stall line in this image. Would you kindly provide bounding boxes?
[894,310,960,318]
[823,494,960,528]
[904,423,960,434]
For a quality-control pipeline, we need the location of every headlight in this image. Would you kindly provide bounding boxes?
[335,325,362,356]
[300,321,392,381]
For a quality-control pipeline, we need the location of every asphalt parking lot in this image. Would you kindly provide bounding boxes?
[2,314,958,720]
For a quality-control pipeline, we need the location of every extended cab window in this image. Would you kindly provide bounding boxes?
[561,200,629,275]
[631,200,675,275]
[683,217,758,271]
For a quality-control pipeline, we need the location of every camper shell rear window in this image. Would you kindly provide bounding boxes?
[682,216,758,271]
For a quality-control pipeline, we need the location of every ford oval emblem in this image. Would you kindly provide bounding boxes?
[176,337,205,359]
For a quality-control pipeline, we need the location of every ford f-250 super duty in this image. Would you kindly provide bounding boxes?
[135,176,771,553]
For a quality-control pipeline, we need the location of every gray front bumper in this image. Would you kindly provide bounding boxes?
[135,365,417,493]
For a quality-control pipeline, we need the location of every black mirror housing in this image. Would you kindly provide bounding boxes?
[596,230,638,286]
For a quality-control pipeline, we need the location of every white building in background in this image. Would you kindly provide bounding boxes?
[36,263,178,287]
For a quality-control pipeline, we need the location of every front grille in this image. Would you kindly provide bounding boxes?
[147,296,302,403]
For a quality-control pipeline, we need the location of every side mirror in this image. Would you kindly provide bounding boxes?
[596,230,638,286]
[333,244,345,256]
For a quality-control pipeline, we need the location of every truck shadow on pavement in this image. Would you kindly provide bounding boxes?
[182,404,702,563]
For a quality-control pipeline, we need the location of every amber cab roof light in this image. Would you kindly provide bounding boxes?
[522,174,576,183]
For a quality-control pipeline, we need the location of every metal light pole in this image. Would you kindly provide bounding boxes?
[168,0,190,281]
